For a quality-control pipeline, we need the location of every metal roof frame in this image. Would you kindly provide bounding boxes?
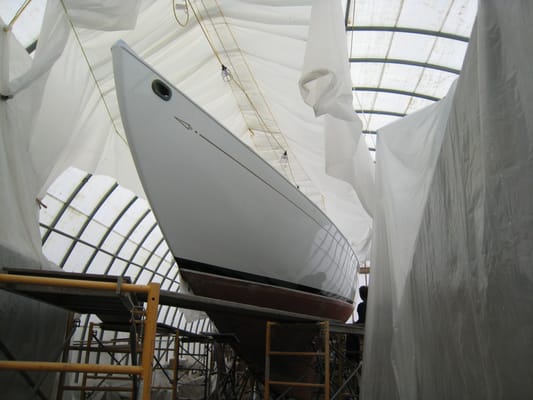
[355,109,407,118]
[39,169,205,335]
[349,57,461,75]
[353,87,441,102]
[345,0,475,153]
[346,25,469,43]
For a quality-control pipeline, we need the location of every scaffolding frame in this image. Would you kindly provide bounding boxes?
[56,321,180,399]
[0,272,160,400]
[264,321,363,400]
[264,321,331,400]
[1,268,364,400]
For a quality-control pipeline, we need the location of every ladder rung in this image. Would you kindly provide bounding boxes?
[267,380,325,388]
[61,386,133,392]
[268,351,324,356]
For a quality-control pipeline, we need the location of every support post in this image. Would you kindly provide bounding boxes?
[141,282,160,400]
[323,321,330,400]
[264,321,273,400]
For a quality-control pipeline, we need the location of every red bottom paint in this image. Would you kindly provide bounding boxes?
[180,269,354,398]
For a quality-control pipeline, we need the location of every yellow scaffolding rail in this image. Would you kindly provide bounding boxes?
[0,273,160,400]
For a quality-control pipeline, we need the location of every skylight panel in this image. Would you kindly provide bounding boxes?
[41,232,73,267]
[136,269,154,285]
[348,31,394,58]
[404,96,435,115]
[428,37,469,70]
[80,218,107,245]
[62,242,95,272]
[397,0,453,31]
[350,63,385,87]
[107,259,128,276]
[69,174,116,217]
[388,32,435,61]
[113,197,151,238]
[128,212,157,245]
[441,0,478,36]
[379,63,425,92]
[373,92,411,114]
[91,184,137,226]
[46,167,89,203]
[156,257,172,278]
[142,226,164,255]
[98,230,126,255]
[416,69,458,98]
[352,91,378,110]
[117,240,138,261]
[39,195,63,226]
[54,206,88,238]
[350,0,403,26]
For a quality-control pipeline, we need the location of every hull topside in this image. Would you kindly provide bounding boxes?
[112,40,358,309]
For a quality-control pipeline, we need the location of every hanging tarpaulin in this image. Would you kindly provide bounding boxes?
[299,0,375,219]
[362,1,533,398]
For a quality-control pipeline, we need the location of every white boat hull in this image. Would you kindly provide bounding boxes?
[112,40,358,319]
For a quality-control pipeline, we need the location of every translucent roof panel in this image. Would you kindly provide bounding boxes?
[351,0,405,26]
[429,37,469,67]
[39,166,211,333]
[348,31,395,57]
[346,0,477,140]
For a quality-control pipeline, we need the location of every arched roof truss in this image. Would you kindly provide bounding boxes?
[39,167,211,334]
[344,0,477,154]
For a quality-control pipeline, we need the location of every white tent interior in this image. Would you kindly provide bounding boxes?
[1,0,532,399]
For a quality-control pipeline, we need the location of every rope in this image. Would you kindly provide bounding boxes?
[204,0,286,150]
[186,0,223,65]
[4,0,32,32]
[182,0,299,184]
[59,0,128,145]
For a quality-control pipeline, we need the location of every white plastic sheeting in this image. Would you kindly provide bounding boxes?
[1,0,142,266]
[362,1,533,398]
[0,2,143,398]
[4,0,532,399]
[1,0,373,265]
[1,1,371,397]
[300,0,375,219]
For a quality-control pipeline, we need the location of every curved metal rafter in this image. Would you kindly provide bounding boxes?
[65,181,120,271]
[80,195,138,274]
[355,109,407,118]
[344,0,471,157]
[346,25,470,43]
[349,57,461,75]
[353,86,441,102]
[41,173,91,244]
[125,220,158,279]
[102,208,150,275]
[39,222,171,283]
[132,236,166,283]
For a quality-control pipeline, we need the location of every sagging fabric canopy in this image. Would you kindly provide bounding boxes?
[3,1,532,400]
